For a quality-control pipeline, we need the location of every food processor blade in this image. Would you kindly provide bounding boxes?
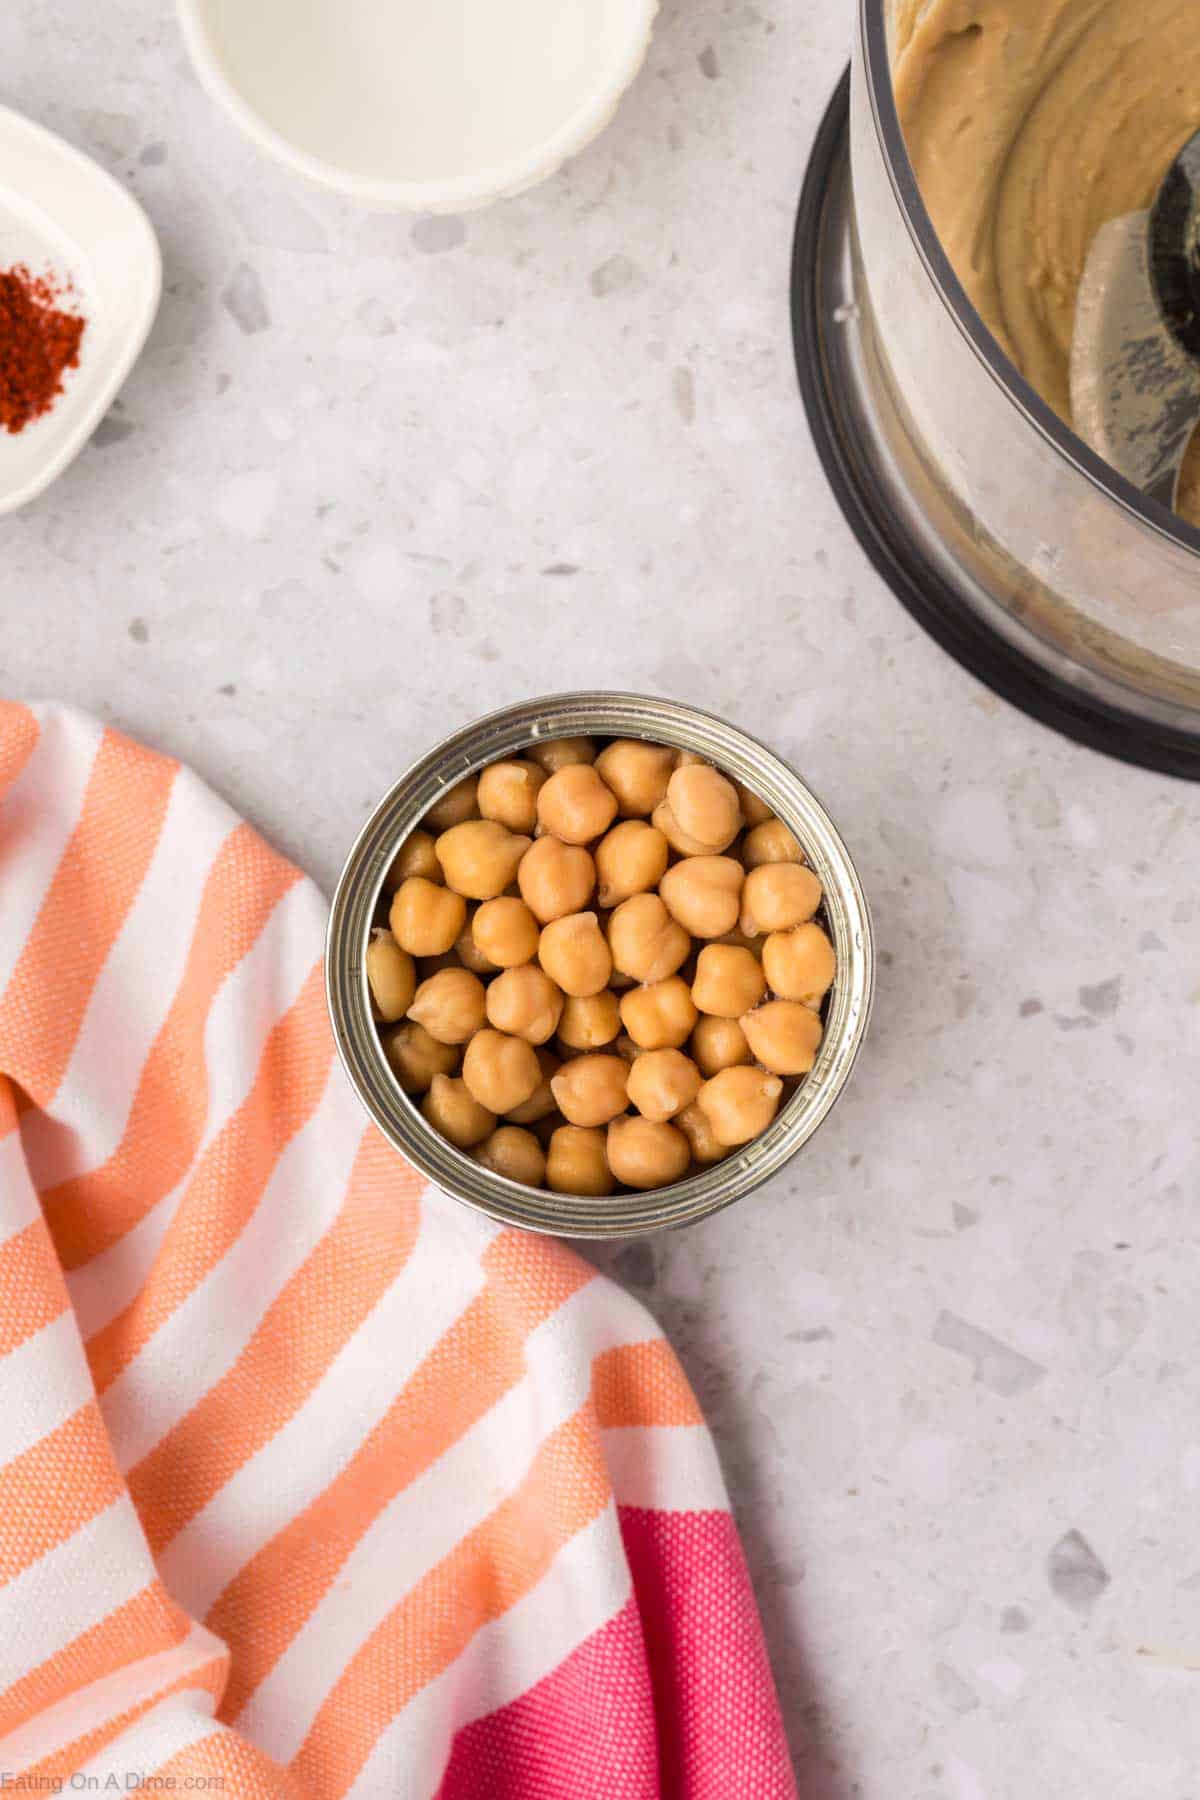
[1070,132,1200,509]
[1070,213,1200,506]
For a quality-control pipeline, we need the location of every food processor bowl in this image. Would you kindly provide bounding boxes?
[791,1,1200,777]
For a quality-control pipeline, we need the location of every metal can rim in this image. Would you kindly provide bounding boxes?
[326,692,874,1238]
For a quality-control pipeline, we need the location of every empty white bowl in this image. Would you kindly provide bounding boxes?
[0,107,160,515]
[178,0,658,212]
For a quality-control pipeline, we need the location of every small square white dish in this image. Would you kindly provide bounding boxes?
[0,106,161,515]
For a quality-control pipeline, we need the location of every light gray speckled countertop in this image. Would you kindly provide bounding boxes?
[4,3,1200,1796]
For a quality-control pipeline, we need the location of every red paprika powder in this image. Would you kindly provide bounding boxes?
[0,265,86,435]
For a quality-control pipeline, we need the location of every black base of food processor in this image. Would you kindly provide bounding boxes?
[791,71,1200,781]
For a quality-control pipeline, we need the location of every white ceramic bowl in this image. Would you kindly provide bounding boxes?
[178,0,658,212]
[0,107,160,515]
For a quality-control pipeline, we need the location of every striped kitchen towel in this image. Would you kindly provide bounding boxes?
[0,703,796,1799]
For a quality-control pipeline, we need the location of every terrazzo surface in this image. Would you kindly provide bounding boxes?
[3,3,1200,1795]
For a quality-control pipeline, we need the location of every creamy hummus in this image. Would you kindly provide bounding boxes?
[894,0,1200,517]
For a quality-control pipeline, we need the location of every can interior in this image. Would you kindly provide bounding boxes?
[367,745,829,1199]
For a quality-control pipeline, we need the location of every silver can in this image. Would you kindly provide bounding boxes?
[326,693,874,1237]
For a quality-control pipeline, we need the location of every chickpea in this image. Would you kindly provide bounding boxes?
[676,1100,728,1166]
[462,1029,542,1115]
[740,863,823,937]
[608,893,690,985]
[690,944,766,1018]
[424,773,479,833]
[614,1033,644,1062]
[365,929,416,1023]
[473,1125,547,1187]
[740,1000,823,1075]
[383,1020,458,1093]
[536,764,618,845]
[476,759,546,834]
[625,1048,702,1122]
[690,1014,751,1077]
[619,976,698,1051]
[558,990,621,1051]
[538,911,612,998]
[454,914,497,976]
[761,923,836,1008]
[384,829,441,892]
[593,740,676,818]
[407,967,487,1045]
[735,781,773,829]
[485,966,564,1045]
[550,1054,629,1128]
[651,800,705,858]
[653,764,741,855]
[517,835,596,923]
[422,1074,495,1149]
[607,1116,690,1189]
[506,1047,560,1123]
[436,821,532,901]
[594,820,670,908]
[658,857,743,939]
[546,1124,614,1196]
[390,877,466,957]
[742,817,804,868]
[528,737,596,772]
[696,1066,784,1146]
[472,896,540,969]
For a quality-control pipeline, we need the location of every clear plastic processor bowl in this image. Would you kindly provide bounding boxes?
[791,1,1200,778]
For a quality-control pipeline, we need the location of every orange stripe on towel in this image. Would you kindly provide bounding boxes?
[154,1725,305,1800]
[0,1581,191,1739]
[211,1231,593,1721]
[293,1406,610,1797]
[0,1403,124,1586]
[593,1339,705,1428]
[85,962,333,1396]
[13,1653,230,1793]
[0,704,40,805]
[0,1217,70,1357]
[129,1129,423,1554]
[0,731,176,1108]
[42,823,301,1271]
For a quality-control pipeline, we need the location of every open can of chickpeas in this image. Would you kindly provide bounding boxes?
[326,694,874,1237]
